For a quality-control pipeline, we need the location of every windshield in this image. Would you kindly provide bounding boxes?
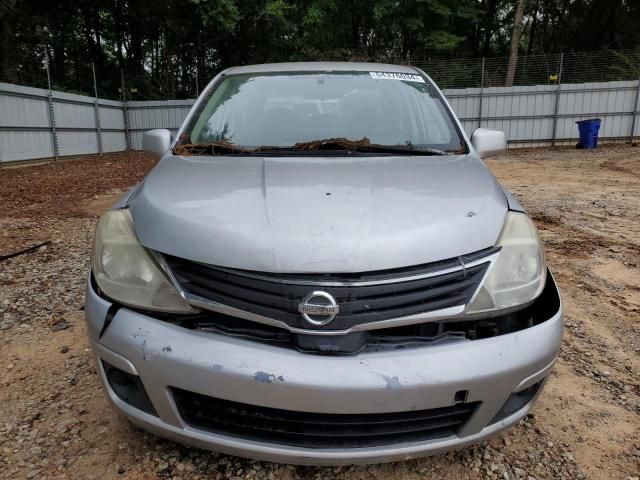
[176,71,466,155]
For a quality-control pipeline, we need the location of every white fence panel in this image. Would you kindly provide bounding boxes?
[101,131,127,153]
[100,104,125,129]
[0,130,54,162]
[126,100,194,150]
[99,101,127,152]
[53,91,100,156]
[0,90,50,128]
[0,84,55,162]
[1,79,640,164]
[555,81,638,141]
[56,130,99,156]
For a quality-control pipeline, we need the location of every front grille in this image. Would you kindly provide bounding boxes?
[173,268,558,355]
[171,388,480,448]
[164,249,494,332]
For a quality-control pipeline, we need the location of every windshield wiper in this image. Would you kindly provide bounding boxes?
[173,141,256,156]
[254,138,451,155]
[174,138,457,156]
[174,138,375,156]
[291,137,373,151]
[353,144,449,155]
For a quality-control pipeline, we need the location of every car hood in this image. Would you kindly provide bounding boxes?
[128,154,508,273]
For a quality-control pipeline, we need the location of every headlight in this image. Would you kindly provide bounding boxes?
[92,209,194,313]
[467,212,546,313]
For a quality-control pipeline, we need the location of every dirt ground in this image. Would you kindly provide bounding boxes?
[0,146,638,480]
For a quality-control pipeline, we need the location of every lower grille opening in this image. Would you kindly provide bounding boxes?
[171,388,480,448]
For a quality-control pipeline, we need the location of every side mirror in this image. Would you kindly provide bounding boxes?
[470,128,507,158]
[143,129,172,157]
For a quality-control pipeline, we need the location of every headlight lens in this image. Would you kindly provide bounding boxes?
[92,209,194,313]
[467,212,546,313]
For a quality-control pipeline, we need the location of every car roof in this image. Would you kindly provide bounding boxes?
[224,62,419,75]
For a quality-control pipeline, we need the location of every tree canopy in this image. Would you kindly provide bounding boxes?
[1,0,639,98]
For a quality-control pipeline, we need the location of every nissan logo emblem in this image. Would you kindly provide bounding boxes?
[298,291,339,326]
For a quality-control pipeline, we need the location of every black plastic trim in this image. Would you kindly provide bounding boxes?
[171,387,480,448]
[164,249,496,332]
[99,303,121,339]
[491,380,544,424]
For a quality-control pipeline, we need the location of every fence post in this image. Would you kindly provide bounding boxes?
[92,62,103,155]
[478,57,485,128]
[44,49,59,161]
[630,72,640,144]
[551,52,564,147]
[121,69,132,150]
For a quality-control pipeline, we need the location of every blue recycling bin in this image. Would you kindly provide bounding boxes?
[575,118,601,149]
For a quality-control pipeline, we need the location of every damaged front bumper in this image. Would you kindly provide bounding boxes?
[84,274,563,465]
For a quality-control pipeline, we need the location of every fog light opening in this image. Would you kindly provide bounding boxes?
[109,368,135,388]
[102,361,157,416]
[491,380,544,424]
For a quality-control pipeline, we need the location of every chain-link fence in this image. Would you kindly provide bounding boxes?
[2,43,640,100]
[0,48,103,98]
[408,50,640,89]
[0,44,210,101]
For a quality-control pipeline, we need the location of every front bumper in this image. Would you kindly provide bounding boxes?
[85,276,563,465]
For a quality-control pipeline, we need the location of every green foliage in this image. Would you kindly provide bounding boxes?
[425,31,465,52]
[265,0,292,19]
[1,0,639,99]
[191,0,239,31]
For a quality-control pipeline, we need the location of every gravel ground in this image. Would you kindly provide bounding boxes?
[1,147,639,480]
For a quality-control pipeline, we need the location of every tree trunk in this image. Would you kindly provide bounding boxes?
[0,0,18,83]
[482,0,497,56]
[113,0,125,70]
[505,0,526,86]
[527,5,538,55]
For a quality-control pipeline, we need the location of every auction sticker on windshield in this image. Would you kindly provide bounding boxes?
[369,72,425,83]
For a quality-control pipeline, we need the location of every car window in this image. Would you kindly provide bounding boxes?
[181,71,464,152]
